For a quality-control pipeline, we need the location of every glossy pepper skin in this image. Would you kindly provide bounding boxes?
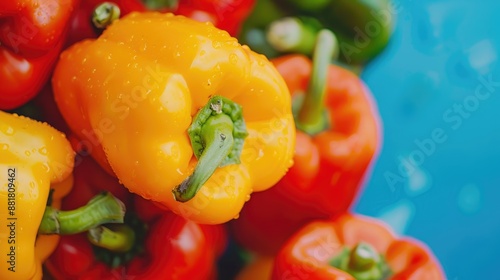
[231,54,381,255]
[0,0,77,109]
[272,214,445,280]
[52,12,295,224]
[45,153,227,280]
[66,0,254,46]
[0,111,74,279]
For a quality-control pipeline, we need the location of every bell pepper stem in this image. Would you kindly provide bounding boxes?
[266,17,319,55]
[330,242,392,280]
[173,114,235,202]
[88,225,135,253]
[172,96,247,203]
[348,243,379,271]
[296,29,337,135]
[92,2,121,29]
[38,192,125,235]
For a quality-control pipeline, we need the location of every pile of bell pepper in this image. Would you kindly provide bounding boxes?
[0,0,446,279]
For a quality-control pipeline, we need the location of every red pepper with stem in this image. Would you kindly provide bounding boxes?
[0,0,78,109]
[45,146,227,280]
[272,214,445,280]
[231,30,381,255]
[66,0,254,47]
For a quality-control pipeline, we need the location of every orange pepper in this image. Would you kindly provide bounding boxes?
[52,12,295,224]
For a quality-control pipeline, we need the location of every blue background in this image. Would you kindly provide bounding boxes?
[355,0,500,279]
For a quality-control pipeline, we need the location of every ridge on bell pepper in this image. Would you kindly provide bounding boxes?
[52,12,295,225]
[0,111,125,280]
[0,0,78,110]
[231,30,381,255]
[272,214,445,280]
[45,152,227,280]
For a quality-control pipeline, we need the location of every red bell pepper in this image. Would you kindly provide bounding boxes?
[231,30,381,255]
[0,0,78,109]
[66,0,254,47]
[176,0,255,36]
[272,214,445,280]
[45,150,227,279]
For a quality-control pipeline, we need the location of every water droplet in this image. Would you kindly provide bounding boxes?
[42,163,50,173]
[233,214,240,220]
[229,53,238,64]
[4,126,14,135]
[278,137,287,146]
[245,194,251,202]
[25,150,31,156]
[0,144,8,150]
[212,41,221,49]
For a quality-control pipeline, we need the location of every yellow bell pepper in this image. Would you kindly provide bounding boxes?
[0,111,74,280]
[0,111,125,280]
[52,12,296,224]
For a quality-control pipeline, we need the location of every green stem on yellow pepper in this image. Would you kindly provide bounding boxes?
[172,96,248,203]
[296,29,337,135]
[88,225,135,253]
[92,2,121,29]
[173,114,234,202]
[38,192,125,235]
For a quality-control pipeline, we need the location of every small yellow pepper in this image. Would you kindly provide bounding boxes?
[0,111,125,280]
[52,12,296,224]
[0,111,74,279]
